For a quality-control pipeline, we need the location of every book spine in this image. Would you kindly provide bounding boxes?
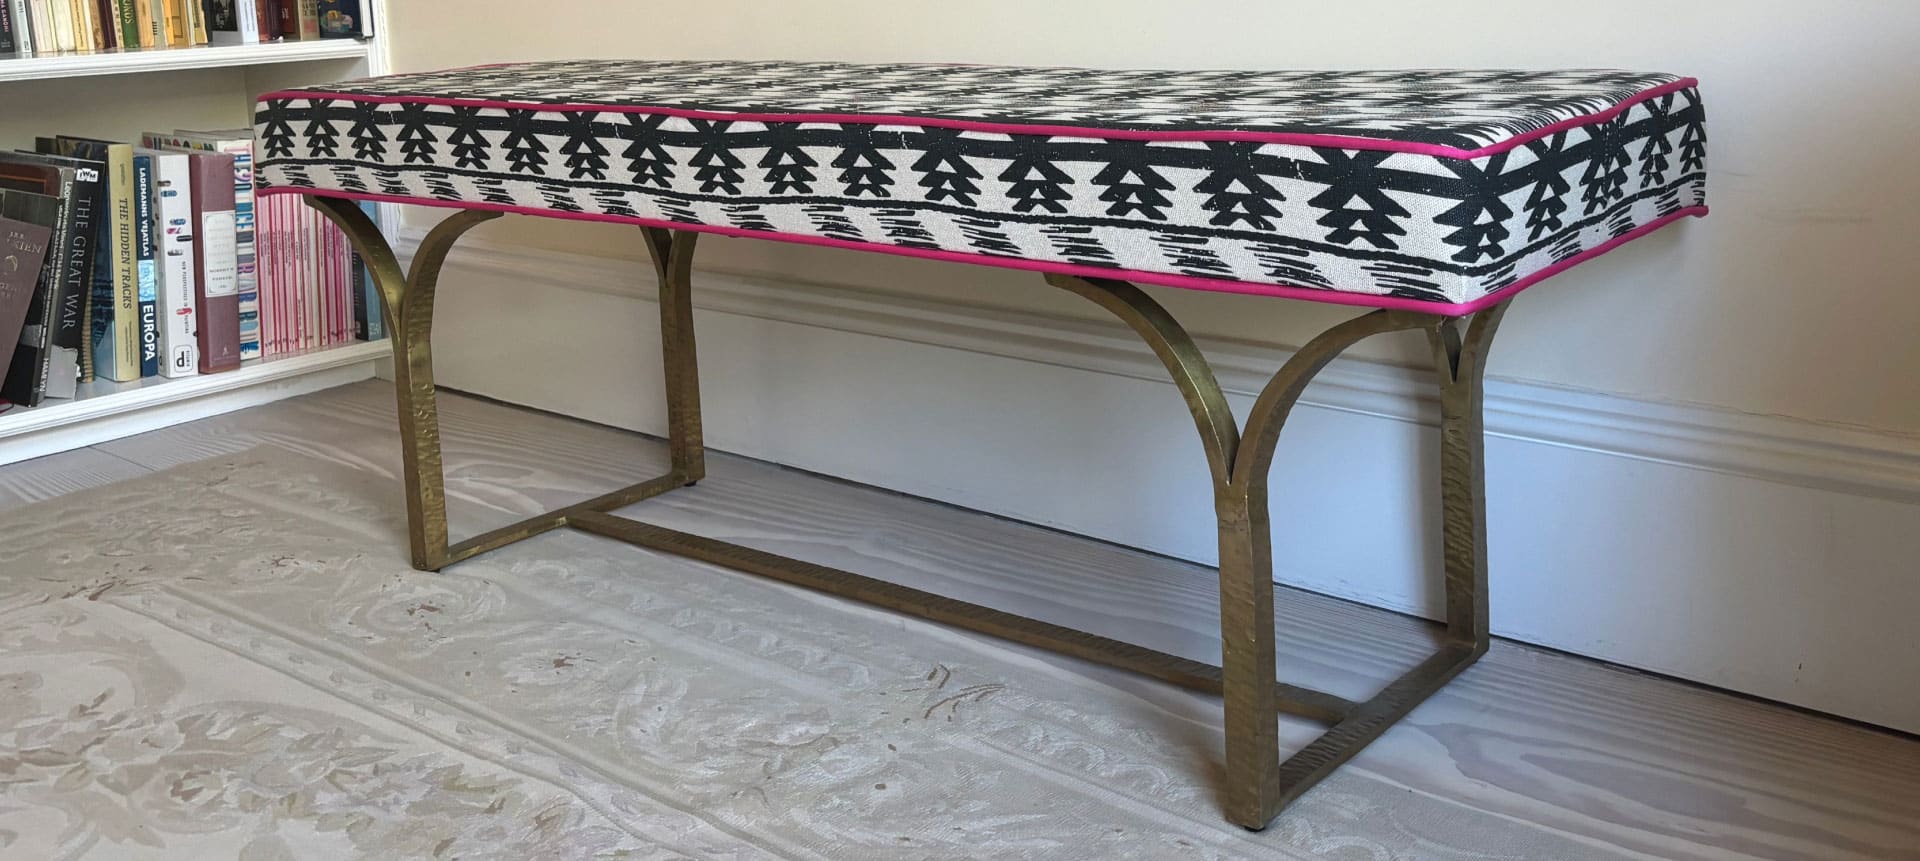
[66,0,85,51]
[89,0,109,48]
[0,210,55,396]
[130,0,150,45]
[350,222,366,340]
[318,217,331,345]
[17,0,36,52]
[295,200,310,349]
[9,171,74,405]
[161,0,180,43]
[46,0,68,51]
[151,153,197,377]
[0,177,67,408]
[27,0,52,53]
[185,0,202,43]
[47,162,97,368]
[1,0,17,54]
[233,0,254,41]
[253,179,272,355]
[355,200,380,340]
[188,154,239,372]
[217,140,259,360]
[132,154,159,377]
[77,0,98,50]
[143,0,160,44]
[97,144,138,382]
[115,0,136,47]
[331,220,345,343]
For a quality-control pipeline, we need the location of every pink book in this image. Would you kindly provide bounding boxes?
[257,190,277,357]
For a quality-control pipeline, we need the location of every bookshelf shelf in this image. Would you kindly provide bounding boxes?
[0,2,393,465]
[0,39,372,83]
[0,341,388,465]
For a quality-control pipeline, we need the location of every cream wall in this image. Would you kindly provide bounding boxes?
[386,0,1920,435]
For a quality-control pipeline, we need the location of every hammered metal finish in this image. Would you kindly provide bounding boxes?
[646,228,706,484]
[307,199,501,570]
[312,200,1512,832]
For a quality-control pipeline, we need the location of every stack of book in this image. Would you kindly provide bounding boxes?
[0,128,384,411]
[0,0,370,55]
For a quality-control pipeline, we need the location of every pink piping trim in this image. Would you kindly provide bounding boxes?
[257,78,1699,160]
[260,186,1706,317]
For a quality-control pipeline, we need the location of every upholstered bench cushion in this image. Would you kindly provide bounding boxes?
[253,60,1708,314]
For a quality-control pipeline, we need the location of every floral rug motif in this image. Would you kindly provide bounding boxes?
[0,450,1609,859]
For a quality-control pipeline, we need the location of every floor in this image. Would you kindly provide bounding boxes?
[2,380,1917,859]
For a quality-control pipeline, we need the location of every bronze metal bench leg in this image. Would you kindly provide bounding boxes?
[1048,274,1510,830]
[642,227,706,485]
[306,199,707,571]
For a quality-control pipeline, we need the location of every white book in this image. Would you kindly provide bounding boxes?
[45,0,69,52]
[28,0,53,53]
[9,0,33,52]
[139,148,200,378]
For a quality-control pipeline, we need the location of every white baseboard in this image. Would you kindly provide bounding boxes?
[402,229,1920,734]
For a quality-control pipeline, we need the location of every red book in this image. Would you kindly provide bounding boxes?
[185,151,241,372]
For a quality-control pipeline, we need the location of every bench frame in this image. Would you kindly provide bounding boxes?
[309,195,1511,831]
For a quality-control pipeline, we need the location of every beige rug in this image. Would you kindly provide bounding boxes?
[0,448,1602,859]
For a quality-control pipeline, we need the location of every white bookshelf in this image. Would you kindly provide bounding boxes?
[0,39,372,82]
[0,2,395,467]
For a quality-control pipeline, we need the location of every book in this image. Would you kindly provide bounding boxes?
[0,159,65,407]
[37,139,104,383]
[143,0,161,45]
[132,153,159,377]
[137,147,197,377]
[131,0,151,47]
[315,0,356,37]
[27,0,53,54]
[286,0,311,39]
[16,0,38,52]
[57,137,138,382]
[76,0,98,51]
[351,200,379,341]
[1,0,19,53]
[184,149,238,372]
[161,0,183,44]
[202,0,251,43]
[185,0,203,43]
[8,149,101,400]
[149,130,258,359]
[45,0,68,51]
[112,0,134,48]
[0,191,57,395]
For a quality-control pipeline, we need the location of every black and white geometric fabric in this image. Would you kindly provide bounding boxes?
[253,60,1710,311]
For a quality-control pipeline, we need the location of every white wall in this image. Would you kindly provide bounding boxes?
[375,2,1920,730]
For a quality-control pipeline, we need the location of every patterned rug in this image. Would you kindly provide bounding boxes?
[0,449,1602,859]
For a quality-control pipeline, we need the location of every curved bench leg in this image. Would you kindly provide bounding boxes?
[642,227,705,485]
[1049,273,1510,830]
[307,199,499,570]
[305,201,709,571]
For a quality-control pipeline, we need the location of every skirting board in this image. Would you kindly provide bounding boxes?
[401,228,1920,734]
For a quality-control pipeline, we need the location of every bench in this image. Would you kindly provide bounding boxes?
[252,59,1709,830]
